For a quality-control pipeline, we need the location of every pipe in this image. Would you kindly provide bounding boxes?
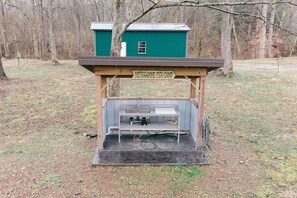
[107,126,119,135]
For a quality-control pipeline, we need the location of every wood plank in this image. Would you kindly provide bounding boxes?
[196,76,206,149]
[95,75,103,149]
[190,77,197,98]
[103,75,195,79]
[94,67,207,77]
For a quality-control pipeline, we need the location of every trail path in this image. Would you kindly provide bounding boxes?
[234,57,297,72]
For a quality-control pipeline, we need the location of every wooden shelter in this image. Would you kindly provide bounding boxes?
[79,56,223,165]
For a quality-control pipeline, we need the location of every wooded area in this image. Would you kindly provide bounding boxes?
[0,0,296,62]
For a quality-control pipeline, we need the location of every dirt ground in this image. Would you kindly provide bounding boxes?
[0,58,297,197]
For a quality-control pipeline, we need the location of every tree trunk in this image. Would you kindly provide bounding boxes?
[110,0,123,57]
[38,0,46,60]
[259,3,268,58]
[92,0,101,22]
[100,0,105,21]
[0,57,7,79]
[72,0,83,56]
[267,4,276,58]
[109,0,124,97]
[48,0,59,64]
[0,0,10,58]
[232,18,240,58]
[31,0,40,59]
[59,0,68,58]
[151,0,162,23]
[180,6,186,23]
[289,38,297,57]
[289,1,297,57]
[75,13,83,56]
[125,0,137,21]
[220,6,233,76]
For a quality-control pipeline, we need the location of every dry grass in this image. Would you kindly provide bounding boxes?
[0,58,297,197]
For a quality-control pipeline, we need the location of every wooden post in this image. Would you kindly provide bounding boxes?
[95,74,103,149]
[190,77,197,98]
[196,76,206,149]
[102,76,107,98]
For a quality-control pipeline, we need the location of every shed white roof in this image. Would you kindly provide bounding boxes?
[91,22,190,31]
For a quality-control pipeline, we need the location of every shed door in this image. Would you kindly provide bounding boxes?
[120,42,126,57]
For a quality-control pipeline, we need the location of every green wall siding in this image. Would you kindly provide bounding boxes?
[95,31,112,56]
[95,31,187,57]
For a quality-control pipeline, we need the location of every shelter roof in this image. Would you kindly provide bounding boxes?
[91,22,191,31]
[79,56,223,73]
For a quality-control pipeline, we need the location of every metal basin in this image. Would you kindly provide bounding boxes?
[126,108,150,114]
[126,106,151,114]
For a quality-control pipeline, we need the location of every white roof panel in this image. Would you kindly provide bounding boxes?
[91,22,190,31]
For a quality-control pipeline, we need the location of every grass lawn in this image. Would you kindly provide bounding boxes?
[0,58,296,197]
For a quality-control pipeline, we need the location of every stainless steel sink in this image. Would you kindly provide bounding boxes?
[126,108,150,114]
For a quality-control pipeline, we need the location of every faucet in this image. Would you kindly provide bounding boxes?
[137,97,142,108]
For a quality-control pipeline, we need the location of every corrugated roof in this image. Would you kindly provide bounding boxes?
[91,22,190,31]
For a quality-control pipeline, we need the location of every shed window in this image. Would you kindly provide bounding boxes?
[138,41,146,54]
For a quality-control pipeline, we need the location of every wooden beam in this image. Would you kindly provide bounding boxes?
[190,77,197,98]
[95,75,103,149]
[102,75,196,79]
[101,76,107,98]
[94,67,207,77]
[196,76,206,149]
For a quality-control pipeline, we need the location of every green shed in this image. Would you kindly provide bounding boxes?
[91,22,190,58]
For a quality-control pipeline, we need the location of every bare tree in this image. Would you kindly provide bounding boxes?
[0,0,10,58]
[110,0,124,57]
[259,2,268,58]
[125,0,138,21]
[289,0,297,56]
[232,16,240,58]
[90,0,101,22]
[38,0,46,60]
[109,0,124,97]
[31,0,40,59]
[0,53,7,79]
[48,0,59,64]
[220,4,233,76]
[71,0,83,55]
[267,4,276,58]
[151,0,162,23]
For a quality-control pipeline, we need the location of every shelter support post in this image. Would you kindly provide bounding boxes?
[196,76,206,149]
[95,74,103,149]
[190,77,197,98]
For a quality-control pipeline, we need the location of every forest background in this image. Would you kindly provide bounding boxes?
[0,0,296,62]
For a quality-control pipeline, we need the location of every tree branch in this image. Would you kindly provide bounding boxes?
[208,5,297,36]
[119,0,297,37]
[120,3,159,35]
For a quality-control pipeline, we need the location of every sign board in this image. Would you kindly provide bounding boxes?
[132,71,175,79]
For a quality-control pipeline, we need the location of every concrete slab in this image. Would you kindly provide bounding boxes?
[92,133,207,165]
